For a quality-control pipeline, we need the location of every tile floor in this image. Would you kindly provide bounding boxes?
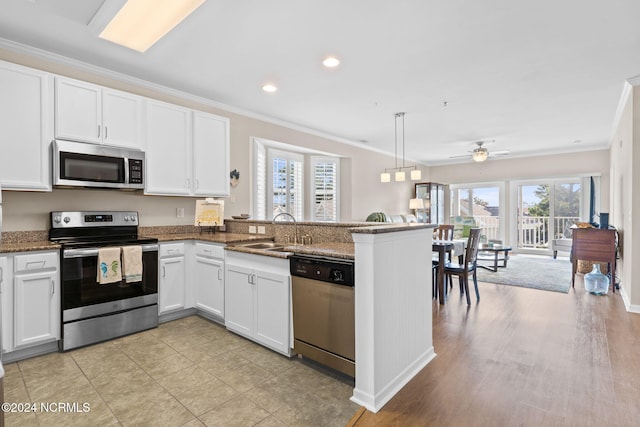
[3,315,359,426]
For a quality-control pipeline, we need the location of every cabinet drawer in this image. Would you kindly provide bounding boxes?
[160,243,185,257]
[14,252,58,273]
[195,243,224,259]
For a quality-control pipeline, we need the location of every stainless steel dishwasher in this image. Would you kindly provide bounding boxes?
[290,254,355,377]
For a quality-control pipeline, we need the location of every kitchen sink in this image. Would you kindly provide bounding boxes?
[239,242,283,250]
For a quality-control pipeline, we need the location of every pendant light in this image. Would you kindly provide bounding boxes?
[380,113,422,182]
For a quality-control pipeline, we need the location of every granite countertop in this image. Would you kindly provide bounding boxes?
[350,222,435,234]
[283,242,354,260]
[144,232,271,245]
[0,240,61,253]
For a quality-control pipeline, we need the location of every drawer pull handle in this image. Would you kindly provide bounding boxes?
[26,260,46,269]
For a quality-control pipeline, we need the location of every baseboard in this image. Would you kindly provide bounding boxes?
[619,285,640,313]
[3,341,59,364]
[350,347,436,413]
[159,308,197,323]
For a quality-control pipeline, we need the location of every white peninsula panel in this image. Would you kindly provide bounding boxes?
[351,223,435,413]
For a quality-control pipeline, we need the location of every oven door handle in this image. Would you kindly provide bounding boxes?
[63,244,159,259]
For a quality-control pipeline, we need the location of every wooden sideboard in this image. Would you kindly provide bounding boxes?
[571,228,617,292]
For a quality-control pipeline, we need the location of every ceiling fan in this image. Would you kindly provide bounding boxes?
[449,141,509,162]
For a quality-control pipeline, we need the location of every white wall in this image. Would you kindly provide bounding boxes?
[0,47,425,230]
[429,150,610,249]
[609,83,639,309]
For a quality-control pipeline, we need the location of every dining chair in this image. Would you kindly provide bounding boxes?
[435,224,455,241]
[444,227,482,305]
[432,224,456,298]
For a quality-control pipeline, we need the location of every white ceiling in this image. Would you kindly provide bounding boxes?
[1,0,639,165]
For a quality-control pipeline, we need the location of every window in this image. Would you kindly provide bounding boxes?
[269,149,303,219]
[252,138,340,221]
[311,157,339,222]
[450,184,503,241]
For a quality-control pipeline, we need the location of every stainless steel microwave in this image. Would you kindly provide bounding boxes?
[53,140,145,190]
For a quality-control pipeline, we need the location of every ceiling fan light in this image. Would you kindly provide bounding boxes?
[395,171,406,181]
[380,172,391,183]
[472,149,489,162]
[411,169,422,180]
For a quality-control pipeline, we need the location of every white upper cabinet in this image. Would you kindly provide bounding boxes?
[145,99,192,195]
[55,77,143,149]
[146,101,230,197]
[0,60,53,191]
[193,111,230,196]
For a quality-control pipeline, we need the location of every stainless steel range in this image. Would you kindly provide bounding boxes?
[50,211,159,351]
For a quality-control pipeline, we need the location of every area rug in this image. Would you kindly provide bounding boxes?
[476,254,571,293]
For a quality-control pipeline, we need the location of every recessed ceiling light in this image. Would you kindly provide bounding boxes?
[322,57,340,68]
[262,84,278,93]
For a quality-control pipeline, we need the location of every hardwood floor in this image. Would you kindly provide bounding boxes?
[350,277,640,427]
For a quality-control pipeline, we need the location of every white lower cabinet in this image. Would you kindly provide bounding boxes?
[159,243,186,314]
[194,243,225,320]
[225,252,291,355]
[1,251,60,354]
[0,256,12,353]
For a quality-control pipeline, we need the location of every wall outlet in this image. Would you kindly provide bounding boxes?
[176,208,185,218]
[257,226,266,234]
[249,226,257,234]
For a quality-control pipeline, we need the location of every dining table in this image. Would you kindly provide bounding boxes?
[433,240,455,304]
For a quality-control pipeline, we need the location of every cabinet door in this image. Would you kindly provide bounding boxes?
[14,270,59,349]
[224,263,254,337]
[102,88,144,149]
[0,61,53,191]
[159,256,186,314]
[145,100,192,195]
[195,256,224,319]
[0,256,13,353]
[192,111,230,196]
[55,77,102,143]
[254,270,290,353]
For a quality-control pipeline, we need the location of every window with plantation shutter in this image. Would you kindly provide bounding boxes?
[253,141,267,219]
[252,138,339,221]
[312,157,339,222]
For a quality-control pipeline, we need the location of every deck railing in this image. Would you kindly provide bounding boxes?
[518,216,579,249]
[468,215,580,248]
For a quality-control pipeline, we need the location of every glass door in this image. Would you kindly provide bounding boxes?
[516,181,581,252]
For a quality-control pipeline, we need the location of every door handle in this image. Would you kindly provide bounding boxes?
[104,126,108,139]
[51,279,55,295]
[218,269,222,281]
[162,265,166,278]
[195,179,200,189]
[97,125,101,138]
[186,178,191,189]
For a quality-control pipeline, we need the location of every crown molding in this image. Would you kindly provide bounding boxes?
[0,37,422,165]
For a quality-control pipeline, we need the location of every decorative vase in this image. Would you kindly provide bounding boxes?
[584,264,610,295]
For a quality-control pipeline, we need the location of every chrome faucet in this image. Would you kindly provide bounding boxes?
[273,212,299,245]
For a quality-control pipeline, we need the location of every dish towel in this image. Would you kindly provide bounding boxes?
[122,245,143,283]
[97,247,122,284]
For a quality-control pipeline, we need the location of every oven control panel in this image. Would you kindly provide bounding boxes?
[50,211,139,228]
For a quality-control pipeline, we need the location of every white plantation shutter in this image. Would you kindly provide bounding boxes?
[312,157,339,221]
[253,141,267,220]
[268,149,304,220]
